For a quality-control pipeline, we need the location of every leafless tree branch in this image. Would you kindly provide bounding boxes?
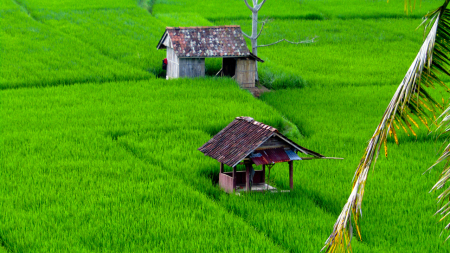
[243,0,256,11]
[242,30,251,39]
[257,36,318,48]
[255,0,266,11]
[256,18,270,39]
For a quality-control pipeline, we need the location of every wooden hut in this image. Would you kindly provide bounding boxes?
[198,117,339,193]
[156,26,263,88]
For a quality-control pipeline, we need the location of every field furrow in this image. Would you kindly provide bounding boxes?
[0,7,153,89]
[0,78,295,252]
[35,8,167,76]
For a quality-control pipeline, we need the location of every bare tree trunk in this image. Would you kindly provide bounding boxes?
[251,2,259,81]
[242,0,316,84]
[243,0,265,82]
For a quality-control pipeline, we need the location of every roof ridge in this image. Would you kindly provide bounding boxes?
[235,116,277,132]
[166,25,241,30]
[159,26,262,61]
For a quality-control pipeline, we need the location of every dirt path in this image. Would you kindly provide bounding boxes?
[246,85,270,98]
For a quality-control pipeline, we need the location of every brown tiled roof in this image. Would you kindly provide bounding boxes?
[198,117,323,167]
[157,26,263,61]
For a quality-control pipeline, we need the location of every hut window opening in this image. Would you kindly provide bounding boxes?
[205,58,222,76]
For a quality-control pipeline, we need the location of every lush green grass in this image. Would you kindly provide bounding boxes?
[154,12,213,27]
[7,78,424,251]
[0,0,18,9]
[0,6,153,89]
[261,86,450,252]
[2,79,450,251]
[3,0,450,251]
[0,78,294,252]
[2,0,442,89]
[13,0,137,10]
[154,0,450,89]
[213,17,436,88]
[0,0,221,89]
[153,0,443,20]
[36,8,167,76]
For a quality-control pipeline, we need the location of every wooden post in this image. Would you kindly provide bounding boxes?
[220,163,224,174]
[262,164,265,183]
[246,163,251,191]
[232,166,236,191]
[289,161,293,190]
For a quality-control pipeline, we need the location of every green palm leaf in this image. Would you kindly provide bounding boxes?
[427,7,450,237]
[322,3,450,252]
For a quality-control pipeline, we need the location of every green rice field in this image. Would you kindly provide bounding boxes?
[1,0,450,251]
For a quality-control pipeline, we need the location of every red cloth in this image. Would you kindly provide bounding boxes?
[163,58,167,64]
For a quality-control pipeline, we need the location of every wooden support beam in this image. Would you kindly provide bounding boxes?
[262,164,265,183]
[246,163,251,191]
[220,163,224,173]
[255,145,290,150]
[232,166,236,192]
[297,157,344,160]
[289,161,293,190]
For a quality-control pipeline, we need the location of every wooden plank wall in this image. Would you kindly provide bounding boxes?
[235,59,256,88]
[179,58,205,78]
[219,173,234,193]
[167,47,179,79]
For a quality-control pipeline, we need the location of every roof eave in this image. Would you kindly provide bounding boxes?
[156,31,169,50]
[274,132,325,158]
[249,52,264,62]
[178,55,262,60]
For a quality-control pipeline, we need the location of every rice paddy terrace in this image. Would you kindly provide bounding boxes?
[1,0,450,252]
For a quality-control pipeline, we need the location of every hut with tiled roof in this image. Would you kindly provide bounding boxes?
[198,117,341,193]
[156,26,263,88]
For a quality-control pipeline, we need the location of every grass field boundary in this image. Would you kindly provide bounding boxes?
[0,76,155,91]
[10,0,38,21]
[208,13,427,23]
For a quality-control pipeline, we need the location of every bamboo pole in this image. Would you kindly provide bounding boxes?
[246,163,251,191]
[232,166,236,192]
[289,161,293,190]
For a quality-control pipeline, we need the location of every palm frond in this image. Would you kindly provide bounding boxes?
[322,4,450,252]
[427,8,450,237]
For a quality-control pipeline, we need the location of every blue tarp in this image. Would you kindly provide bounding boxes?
[285,149,302,161]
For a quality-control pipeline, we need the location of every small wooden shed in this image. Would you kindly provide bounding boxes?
[156,26,263,88]
[198,117,336,193]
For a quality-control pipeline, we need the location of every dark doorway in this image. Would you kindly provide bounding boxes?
[222,58,236,77]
